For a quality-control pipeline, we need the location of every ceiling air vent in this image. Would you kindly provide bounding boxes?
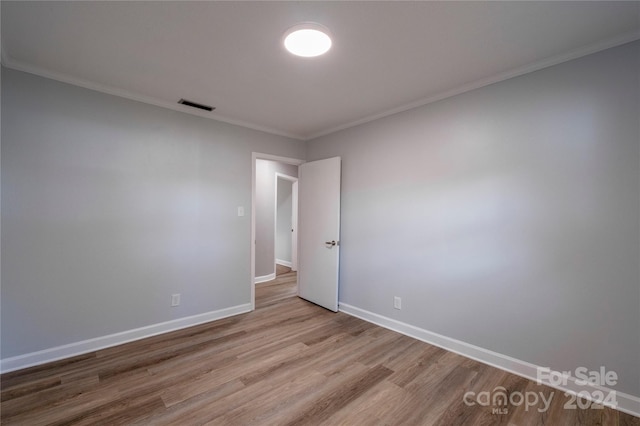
[178,99,215,112]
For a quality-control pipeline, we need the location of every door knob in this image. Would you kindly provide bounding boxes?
[325,240,337,247]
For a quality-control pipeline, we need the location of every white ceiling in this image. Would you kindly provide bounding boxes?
[2,1,639,140]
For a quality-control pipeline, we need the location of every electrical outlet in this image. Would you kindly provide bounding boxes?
[171,294,181,307]
[394,296,402,310]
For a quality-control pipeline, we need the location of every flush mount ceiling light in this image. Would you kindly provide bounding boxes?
[283,23,332,58]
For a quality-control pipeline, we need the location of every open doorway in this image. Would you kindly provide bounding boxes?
[275,173,298,272]
[251,153,304,310]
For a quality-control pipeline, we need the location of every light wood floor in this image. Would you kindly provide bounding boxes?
[2,271,638,425]
[275,264,292,277]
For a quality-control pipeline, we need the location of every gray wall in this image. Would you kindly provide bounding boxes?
[1,68,305,358]
[307,41,640,397]
[2,39,639,399]
[276,178,293,264]
[255,159,297,277]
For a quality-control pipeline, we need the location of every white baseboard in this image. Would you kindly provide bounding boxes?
[276,259,292,268]
[1,303,252,374]
[338,303,640,418]
[254,273,276,284]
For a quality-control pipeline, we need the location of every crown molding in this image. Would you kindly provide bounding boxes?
[2,30,639,142]
[305,30,640,141]
[0,53,305,141]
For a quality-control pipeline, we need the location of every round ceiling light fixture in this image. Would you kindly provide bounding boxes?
[283,23,332,58]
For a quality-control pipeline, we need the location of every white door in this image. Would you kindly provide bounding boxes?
[298,157,341,312]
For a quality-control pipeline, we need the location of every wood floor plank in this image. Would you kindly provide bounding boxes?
[1,375,61,402]
[132,379,246,425]
[430,364,509,426]
[324,378,412,425]
[206,370,329,425]
[153,355,330,425]
[278,363,394,426]
[1,384,120,426]
[2,272,638,425]
[387,343,448,388]
[621,411,640,426]
[0,375,100,420]
[161,341,309,407]
[98,330,247,381]
[396,365,478,426]
[0,353,96,390]
[47,394,166,426]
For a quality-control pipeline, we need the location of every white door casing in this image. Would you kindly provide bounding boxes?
[291,180,298,271]
[251,153,304,310]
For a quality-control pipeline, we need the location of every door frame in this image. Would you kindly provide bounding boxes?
[251,153,304,311]
[274,173,298,271]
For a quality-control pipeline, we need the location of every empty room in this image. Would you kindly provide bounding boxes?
[1,1,639,425]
